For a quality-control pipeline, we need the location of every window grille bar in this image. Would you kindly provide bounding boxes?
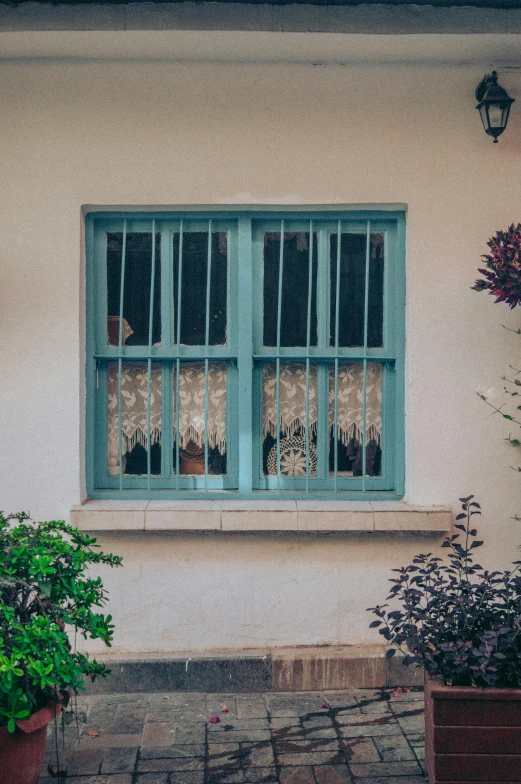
[276,219,284,487]
[333,220,342,493]
[117,218,127,490]
[305,219,313,493]
[175,221,184,488]
[147,220,156,488]
[362,220,371,488]
[204,219,213,490]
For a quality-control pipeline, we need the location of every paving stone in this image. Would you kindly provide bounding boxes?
[100,746,138,773]
[170,774,206,784]
[274,724,338,741]
[374,734,416,761]
[388,689,424,701]
[339,723,402,739]
[173,724,207,744]
[243,766,278,782]
[168,774,205,784]
[240,741,275,767]
[114,703,147,734]
[107,777,133,784]
[337,714,398,728]
[396,714,425,735]
[140,744,206,759]
[137,757,205,772]
[323,691,359,707]
[279,766,316,783]
[236,697,269,719]
[207,729,271,743]
[208,741,242,768]
[78,733,143,749]
[314,765,353,783]
[277,750,344,766]
[413,744,425,761]
[134,774,169,784]
[64,746,104,775]
[87,702,120,733]
[350,779,425,784]
[302,715,334,728]
[349,760,422,777]
[270,717,301,730]
[206,773,246,783]
[341,737,380,764]
[57,778,107,784]
[142,721,178,747]
[405,733,425,746]
[208,718,269,732]
[358,701,391,715]
[276,739,340,754]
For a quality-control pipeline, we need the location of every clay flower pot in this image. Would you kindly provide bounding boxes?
[425,675,521,784]
[0,699,64,784]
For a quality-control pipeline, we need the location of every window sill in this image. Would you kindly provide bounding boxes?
[70,500,451,533]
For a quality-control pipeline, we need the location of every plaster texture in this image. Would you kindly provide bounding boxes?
[1,43,521,653]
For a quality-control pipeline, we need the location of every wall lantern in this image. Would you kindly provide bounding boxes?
[475,71,515,143]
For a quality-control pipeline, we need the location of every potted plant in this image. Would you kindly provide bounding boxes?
[0,511,122,784]
[368,497,521,784]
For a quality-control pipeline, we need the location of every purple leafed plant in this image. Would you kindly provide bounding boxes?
[473,224,521,308]
[368,497,521,688]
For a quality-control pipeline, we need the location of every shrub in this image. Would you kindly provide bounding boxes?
[0,511,121,732]
[368,497,521,687]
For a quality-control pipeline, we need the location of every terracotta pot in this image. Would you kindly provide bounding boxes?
[425,674,521,784]
[0,699,64,784]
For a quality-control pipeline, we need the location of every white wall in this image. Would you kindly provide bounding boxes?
[1,53,521,653]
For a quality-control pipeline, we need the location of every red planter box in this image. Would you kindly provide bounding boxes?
[0,700,63,784]
[425,675,521,783]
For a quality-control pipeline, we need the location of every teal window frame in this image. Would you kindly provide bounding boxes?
[85,208,405,500]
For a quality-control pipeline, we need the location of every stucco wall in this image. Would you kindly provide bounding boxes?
[1,53,521,653]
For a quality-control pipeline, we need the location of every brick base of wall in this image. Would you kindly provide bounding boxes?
[86,645,423,694]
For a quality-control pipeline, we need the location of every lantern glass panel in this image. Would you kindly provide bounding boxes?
[479,103,489,131]
[487,103,504,129]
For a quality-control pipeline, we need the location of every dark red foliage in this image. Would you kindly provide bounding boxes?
[473,224,521,308]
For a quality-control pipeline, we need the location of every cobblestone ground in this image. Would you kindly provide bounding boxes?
[39,688,426,784]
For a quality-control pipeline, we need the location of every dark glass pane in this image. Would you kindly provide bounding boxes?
[173,232,227,346]
[330,233,384,348]
[263,232,318,347]
[328,362,382,477]
[107,362,162,476]
[262,362,318,476]
[107,233,161,346]
[172,361,227,476]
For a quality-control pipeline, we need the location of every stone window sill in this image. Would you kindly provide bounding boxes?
[70,501,451,533]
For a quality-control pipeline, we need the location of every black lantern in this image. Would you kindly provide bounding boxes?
[475,71,515,143]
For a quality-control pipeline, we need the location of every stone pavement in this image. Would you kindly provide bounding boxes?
[39,688,426,784]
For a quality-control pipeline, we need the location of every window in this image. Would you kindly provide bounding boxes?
[86,210,405,499]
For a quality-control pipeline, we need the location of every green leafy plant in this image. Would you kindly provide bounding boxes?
[0,511,122,732]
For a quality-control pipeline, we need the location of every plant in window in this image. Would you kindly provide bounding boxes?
[0,510,122,784]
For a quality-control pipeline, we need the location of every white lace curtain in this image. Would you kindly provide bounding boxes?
[262,362,382,446]
[107,360,382,474]
[107,361,227,475]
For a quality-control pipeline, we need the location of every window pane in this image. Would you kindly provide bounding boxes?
[107,233,161,347]
[173,232,228,346]
[262,362,318,476]
[263,232,318,347]
[330,233,384,348]
[329,362,382,477]
[107,362,162,476]
[172,361,227,475]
